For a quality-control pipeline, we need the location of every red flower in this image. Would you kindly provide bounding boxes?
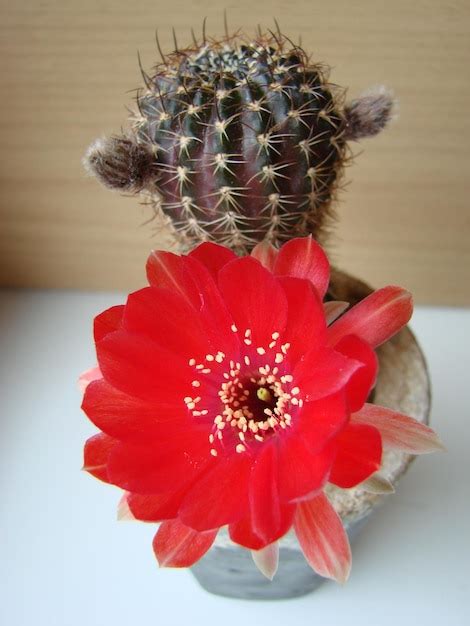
[81,237,443,582]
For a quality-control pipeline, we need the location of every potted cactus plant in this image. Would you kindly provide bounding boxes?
[81,25,442,600]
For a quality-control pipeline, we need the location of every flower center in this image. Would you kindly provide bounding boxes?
[184,327,303,457]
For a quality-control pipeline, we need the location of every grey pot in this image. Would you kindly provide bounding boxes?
[191,271,431,600]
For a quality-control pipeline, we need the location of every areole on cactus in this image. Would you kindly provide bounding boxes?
[84,25,395,253]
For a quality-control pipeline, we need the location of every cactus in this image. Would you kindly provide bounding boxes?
[85,28,394,253]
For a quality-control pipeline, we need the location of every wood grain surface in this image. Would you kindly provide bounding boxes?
[1,0,469,304]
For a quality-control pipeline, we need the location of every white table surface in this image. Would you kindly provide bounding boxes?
[0,289,468,626]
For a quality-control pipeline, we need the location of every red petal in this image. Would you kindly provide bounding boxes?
[83,433,118,482]
[146,249,238,357]
[117,493,135,521]
[278,435,336,502]
[250,240,278,270]
[126,490,187,521]
[78,366,102,393]
[153,519,217,567]
[295,393,349,452]
[82,378,187,443]
[249,443,295,545]
[218,257,288,347]
[329,423,382,488]
[188,242,237,279]
[229,515,265,550]
[274,236,330,299]
[94,305,124,342]
[228,504,293,550]
[334,335,378,412]
[328,286,413,348]
[183,255,239,357]
[179,453,252,531]
[123,286,209,359]
[106,432,210,494]
[96,330,191,402]
[352,403,444,454]
[294,346,363,401]
[146,250,201,307]
[278,276,327,364]
[294,492,351,583]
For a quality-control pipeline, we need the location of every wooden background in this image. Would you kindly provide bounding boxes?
[1,0,469,304]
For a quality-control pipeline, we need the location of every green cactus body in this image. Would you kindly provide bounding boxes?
[131,33,347,252]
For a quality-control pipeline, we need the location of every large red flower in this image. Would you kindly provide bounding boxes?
[81,237,442,582]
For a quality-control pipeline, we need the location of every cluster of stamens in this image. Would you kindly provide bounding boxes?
[183,326,304,457]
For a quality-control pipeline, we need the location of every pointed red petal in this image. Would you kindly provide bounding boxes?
[94,305,124,342]
[251,542,279,580]
[188,242,237,279]
[183,255,240,357]
[294,346,363,401]
[153,519,217,567]
[106,432,210,494]
[83,433,118,482]
[123,286,209,359]
[295,393,348,453]
[126,489,187,521]
[96,330,191,402]
[334,335,378,412]
[249,443,295,545]
[228,504,293,550]
[274,236,330,299]
[147,250,239,357]
[352,403,444,453]
[278,435,336,502]
[229,515,265,550]
[328,286,413,348]
[179,453,252,531]
[146,250,201,307]
[278,276,327,364]
[329,423,382,488]
[117,493,135,521]
[78,366,102,393]
[251,240,278,270]
[294,492,351,583]
[218,257,288,347]
[82,378,187,443]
